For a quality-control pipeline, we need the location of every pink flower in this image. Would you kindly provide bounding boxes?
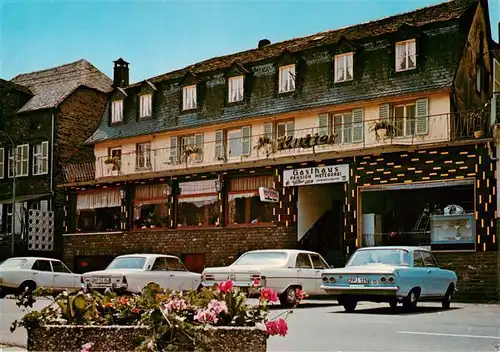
[260,288,279,303]
[296,289,307,302]
[194,308,218,324]
[252,278,260,286]
[217,280,234,293]
[265,318,288,337]
[118,297,129,305]
[131,307,141,314]
[80,342,94,352]
[163,298,188,313]
[207,299,228,315]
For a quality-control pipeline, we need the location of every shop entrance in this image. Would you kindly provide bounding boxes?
[298,183,344,267]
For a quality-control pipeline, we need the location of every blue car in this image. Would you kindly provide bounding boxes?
[321,246,457,312]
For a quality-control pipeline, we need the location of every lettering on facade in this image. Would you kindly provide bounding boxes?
[283,164,349,187]
[277,133,337,150]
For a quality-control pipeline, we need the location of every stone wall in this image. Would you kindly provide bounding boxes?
[63,226,297,270]
[434,251,499,302]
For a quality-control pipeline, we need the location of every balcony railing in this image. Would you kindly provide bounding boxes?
[95,110,489,179]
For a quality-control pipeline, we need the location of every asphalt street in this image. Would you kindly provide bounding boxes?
[1,297,500,351]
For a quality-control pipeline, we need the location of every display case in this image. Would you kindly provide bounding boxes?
[429,213,474,245]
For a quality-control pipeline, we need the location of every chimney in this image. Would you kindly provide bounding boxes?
[113,58,129,87]
[258,39,271,49]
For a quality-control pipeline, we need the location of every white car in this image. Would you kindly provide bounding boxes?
[82,254,201,294]
[0,257,82,298]
[201,249,332,307]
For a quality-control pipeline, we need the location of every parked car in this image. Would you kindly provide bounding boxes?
[82,254,201,294]
[201,249,332,307]
[0,257,82,298]
[320,246,458,312]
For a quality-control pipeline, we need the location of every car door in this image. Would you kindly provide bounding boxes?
[412,251,432,296]
[31,260,55,289]
[166,257,193,291]
[309,254,330,295]
[421,251,445,295]
[295,253,316,294]
[144,257,171,289]
[51,260,79,291]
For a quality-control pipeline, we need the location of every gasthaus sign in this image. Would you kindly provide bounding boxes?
[283,164,349,187]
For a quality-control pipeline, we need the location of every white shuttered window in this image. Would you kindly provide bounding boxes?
[228,76,244,103]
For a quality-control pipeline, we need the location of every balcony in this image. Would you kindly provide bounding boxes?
[95,110,489,179]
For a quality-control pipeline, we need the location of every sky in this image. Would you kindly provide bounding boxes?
[1,0,499,84]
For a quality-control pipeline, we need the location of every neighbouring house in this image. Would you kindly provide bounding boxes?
[61,0,499,301]
[0,59,112,260]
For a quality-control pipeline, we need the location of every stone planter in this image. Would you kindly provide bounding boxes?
[27,325,267,351]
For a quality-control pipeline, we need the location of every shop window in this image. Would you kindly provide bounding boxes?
[360,180,475,251]
[133,184,171,229]
[76,189,121,232]
[177,180,218,227]
[227,175,274,225]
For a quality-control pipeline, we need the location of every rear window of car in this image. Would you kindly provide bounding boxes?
[0,259,27,268]
[106,256,146,270]
[233,252,288,266]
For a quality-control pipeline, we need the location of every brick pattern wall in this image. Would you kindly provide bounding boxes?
[63,226,297,270]
[434,251,499,302]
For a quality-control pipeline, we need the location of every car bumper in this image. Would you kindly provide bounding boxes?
[321,285,400,296]
[202,281,261,295]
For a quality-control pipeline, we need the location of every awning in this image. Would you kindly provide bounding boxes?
[0,193,52,204]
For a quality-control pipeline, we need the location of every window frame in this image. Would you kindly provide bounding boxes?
[182,85,197,111]
[333,112,353,143]
[136,142,152,170]
[139,93,153,118]
[176,180,219,228]
[276,120,295,139]
[228,75,244,103]
[33,141,49,176]
[111,100,124,124]
[9,144,29,178]
[395,39,417,72]
[392,102,416,137]
[334,52,354,83]
[278,64,296,93]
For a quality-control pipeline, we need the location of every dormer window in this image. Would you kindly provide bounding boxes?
[278,64,296,93]
[111,100,123,123]
[228,76,244,103]
[183,85,197,110]
[334,52,354,83]
[395,39,416,72]
[139,94,152,118]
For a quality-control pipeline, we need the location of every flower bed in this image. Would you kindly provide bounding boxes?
[12,280,302,351]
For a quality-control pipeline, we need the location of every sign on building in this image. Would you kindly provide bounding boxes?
[283,164,349,187]
[259,187,279,202]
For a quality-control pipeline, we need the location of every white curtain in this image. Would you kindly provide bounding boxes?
[179,180,217,195]
[178,195,217,208]
[77,189,121,210]
[228,192,257,201]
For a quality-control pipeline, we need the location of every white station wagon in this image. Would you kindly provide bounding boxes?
[0,257,82,298]
[201,249,332,307]
[82,254,201,294]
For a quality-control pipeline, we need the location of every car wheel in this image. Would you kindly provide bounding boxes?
[442,285,454,309]
[342,298,357,313]
[279,286,297,308]
[389,299,398,309]
[402,289,419,312]
[0,287,6,299]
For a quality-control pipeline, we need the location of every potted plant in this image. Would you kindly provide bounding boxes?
[254,136,275,157]
[370,120,394,139]
[12,280,303,351]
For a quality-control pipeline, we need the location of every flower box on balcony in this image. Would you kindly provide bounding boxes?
[27,325,267,352]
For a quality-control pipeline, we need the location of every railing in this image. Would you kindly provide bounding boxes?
[94,110,489,179]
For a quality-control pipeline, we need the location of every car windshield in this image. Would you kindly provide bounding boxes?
[347,249,410,267]
[233,252,288,266]
[106,257,146,270]
[0,258,27,268]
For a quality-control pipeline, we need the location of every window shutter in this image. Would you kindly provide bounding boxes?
[170,137,178,164]
[241,125,252,156]
[318,113,330,135]
[415,98,429,135]
[42,141,49,173]
[214,130,225,159]
[352,108,364,143]
[286,120,295,137]
[194,134,203,162]
[378,103,391,121]
[264,123,274,140]
[289,65,296,91]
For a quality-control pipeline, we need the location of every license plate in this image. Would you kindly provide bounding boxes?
[348,277,368,284]
[93,277,111,284]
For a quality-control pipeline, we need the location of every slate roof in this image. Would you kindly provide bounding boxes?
[10,59,112,113]
[131,0,472,86]
[86,0,476,145]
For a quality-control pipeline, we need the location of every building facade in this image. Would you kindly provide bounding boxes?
[62,0,499,301]
[0,59,111,260]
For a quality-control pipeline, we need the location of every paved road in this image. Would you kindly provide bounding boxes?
[1,297,500,351]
